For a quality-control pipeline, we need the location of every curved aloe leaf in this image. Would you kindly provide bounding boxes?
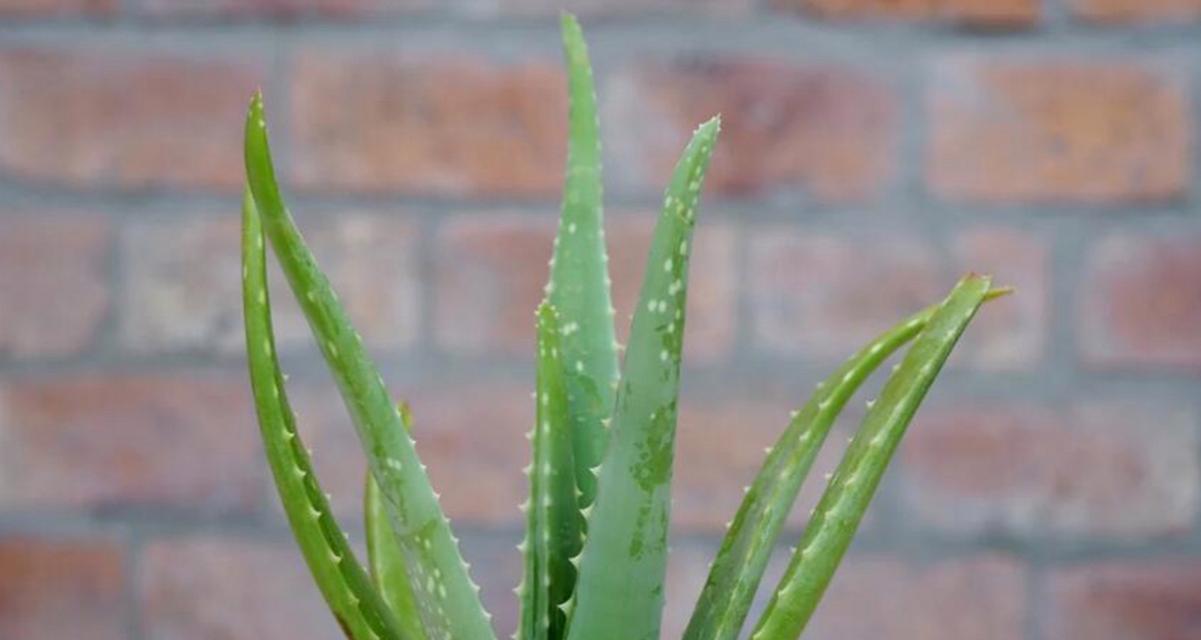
[565,116,720,640]
[548,13,618,514]
[683,287,1011,640]
[750,274,992,640]
[244,94,495,640]
[242,190,404,640]
[365,404,428,640]
[518,302,586,640]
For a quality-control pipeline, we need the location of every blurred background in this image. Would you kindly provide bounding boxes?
[1,0,1200,638]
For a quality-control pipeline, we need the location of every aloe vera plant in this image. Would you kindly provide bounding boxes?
[242,14,1009,640]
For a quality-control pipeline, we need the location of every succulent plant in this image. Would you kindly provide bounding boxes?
[241,14,1009,640]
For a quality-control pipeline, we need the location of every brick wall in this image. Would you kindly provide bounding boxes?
[1,1,1199,638]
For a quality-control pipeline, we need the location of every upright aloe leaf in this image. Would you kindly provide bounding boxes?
[750,274,992,640]
[366,404,428,640]
[518,302,586,640]
[684,287,1011,640]
[565,117,720,640]
[242,190,404,640]
[244,94,495,640]
[548,13,618,513]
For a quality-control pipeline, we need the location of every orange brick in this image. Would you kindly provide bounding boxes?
[0,374,263,513]
[291,52,566,197]
[1048,560,1201,639]
[902,401,1199,538]
[1081,232,1201,369]
[928,59,1190,203]
[0,537,126,640]
[1072,0,1201,23]
[776,0,1039,26]
[0,49,262,191]
[0,215,110,358]
[605,59,897,201]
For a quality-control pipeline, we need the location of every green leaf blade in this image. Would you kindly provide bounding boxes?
[682,305,935,640]
[565,116,720,640]
[750,274,993,640]
[518,302,586,640]
[244,94,495,640]
[549,12,618,514]
[242,190,404,640]
[366,425,429,640]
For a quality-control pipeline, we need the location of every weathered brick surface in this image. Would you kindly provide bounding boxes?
[0,215,110,359]
[0,49,262,191]
[0,374,263,513]
[901,401,1199,538]
[805,555,1026,639]
[775,0,1040,26]
[291,52,567,197]
[120,212,419,356]
[747,228,944,359]
[460,0,750,16]
[928,58,1191,203]
[605,59,897,201]
[0,537,126,640]
[1081,232,1201,369]
[0,0,113,16]
[434,213,736,362]
[136,0,429,19]
[1071,0,1201,23]
[140,536,341,640]
[1047,560,1201,639]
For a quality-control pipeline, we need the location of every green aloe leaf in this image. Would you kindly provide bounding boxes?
[684,287,1012,640]
[565,116,721,640]
[244,93,495,640]
[242,189,404,640]
[365,404,429,640]
[548,12,618,514]
[750,274,993,640]
[518,302,586,640]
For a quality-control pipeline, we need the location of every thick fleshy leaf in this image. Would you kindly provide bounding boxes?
[683,287,1011,640]
[365,404,428,640]
[565,117,720,640]
[750,274,993,640]
[244,94,495,640]
[242,189,404,640]
[518,302,586,640]
[547,13,618,514]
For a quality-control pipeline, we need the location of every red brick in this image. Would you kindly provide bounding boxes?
[434,213,736,363]
[1047,560,1201,640]
[605,59,896,201]
[0,0,113,16]
[0,215,110,359]
[140,536,340,640]
[136,0,428,19]
[459,0,749,17]
[901,401,1198,538]
[0,536,126,640]
[747,229,943,359]
[806,555,1026,640]
[0,49,262,191]
[291,52,566,197]
[1081,232,1201,369]
[0,374,263,513]
[951,228,1048,370]
[776,0,1039,26]
[928,58,1190,203]
[120,213,419,356]
[1071,0,1201,23]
